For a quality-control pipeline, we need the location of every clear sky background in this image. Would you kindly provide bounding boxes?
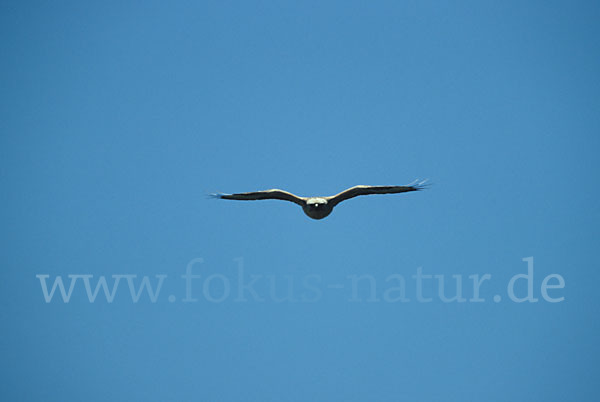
[1,1,599,401]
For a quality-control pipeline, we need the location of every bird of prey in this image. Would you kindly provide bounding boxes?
[211,181,428,220]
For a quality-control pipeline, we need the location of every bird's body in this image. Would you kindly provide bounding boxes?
[303,197,332,220]
[211,182,428,220]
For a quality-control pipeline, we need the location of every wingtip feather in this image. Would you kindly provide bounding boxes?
[411,179,431,190]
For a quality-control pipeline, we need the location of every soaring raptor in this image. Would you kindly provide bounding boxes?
[211,181,428,220]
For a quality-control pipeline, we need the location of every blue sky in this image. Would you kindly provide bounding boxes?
[1,1,599,401]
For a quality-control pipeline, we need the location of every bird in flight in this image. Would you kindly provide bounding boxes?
[211,181,428,220]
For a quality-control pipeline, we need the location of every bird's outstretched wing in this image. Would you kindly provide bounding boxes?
[210,189,306,206]
[326,181,428,206]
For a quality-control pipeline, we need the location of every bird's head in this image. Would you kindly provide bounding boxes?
[306,198,328,208]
